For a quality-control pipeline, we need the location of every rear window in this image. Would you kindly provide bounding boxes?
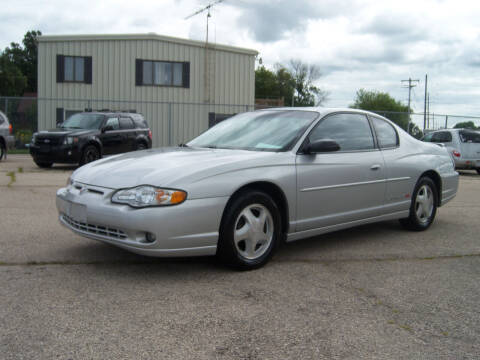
[431,131,452,143]
[459,130,480,143]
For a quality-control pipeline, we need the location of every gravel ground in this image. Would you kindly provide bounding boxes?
[1,155,479,359]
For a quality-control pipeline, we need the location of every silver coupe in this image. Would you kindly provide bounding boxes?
[56,108,459,269]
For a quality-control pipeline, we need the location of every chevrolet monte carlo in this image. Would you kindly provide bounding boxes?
[56,108,459,269]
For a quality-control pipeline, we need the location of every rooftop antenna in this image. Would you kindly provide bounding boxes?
[185,0,225,102]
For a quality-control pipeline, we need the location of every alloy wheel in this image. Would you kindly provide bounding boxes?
[415,184,434,224]
[233,204,274,260]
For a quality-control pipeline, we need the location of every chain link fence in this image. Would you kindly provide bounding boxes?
[2,96,479,149]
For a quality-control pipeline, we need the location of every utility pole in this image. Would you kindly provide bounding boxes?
[427,93,430,129]
[423,74,428,131]
[402,77,420,134]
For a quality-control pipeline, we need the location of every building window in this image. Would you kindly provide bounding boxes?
[136,59,189,88]
[56,55,92,84]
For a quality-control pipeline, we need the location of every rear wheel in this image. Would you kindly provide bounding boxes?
[136,142,147,151]
[80,145,100,165]
[34,159,53,168]
[399,177,438,231]
[217,191,281,270]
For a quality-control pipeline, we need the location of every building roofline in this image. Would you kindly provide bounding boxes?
[38,33,258,56]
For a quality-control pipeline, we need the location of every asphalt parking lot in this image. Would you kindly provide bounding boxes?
[1,154,480,359]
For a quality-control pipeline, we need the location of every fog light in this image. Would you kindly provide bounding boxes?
[145,232,156,243]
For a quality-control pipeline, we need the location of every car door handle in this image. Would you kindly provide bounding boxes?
[370,164,381,170]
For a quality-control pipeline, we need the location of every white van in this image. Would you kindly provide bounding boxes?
[422,128,480,174]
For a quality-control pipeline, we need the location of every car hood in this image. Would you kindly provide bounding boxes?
[37,128,98,137]
[72,147,281,189]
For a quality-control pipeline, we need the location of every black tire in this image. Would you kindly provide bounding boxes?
[34,159,53,168]
[80,145,100,165]
[217,190,281,270]
[399,177,438,231]
[136,142,147,151]
[476,168,480,175]
[0,141,5,161]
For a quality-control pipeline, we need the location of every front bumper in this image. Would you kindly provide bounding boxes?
[30,143,81,163]
[56,183,228,257]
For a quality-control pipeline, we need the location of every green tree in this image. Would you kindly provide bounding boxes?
[255,60,328,106]
[453,121,477,130]
[0,53,27,96]
[3,30,41,93]
[287,59,328,106]
[351,89,411,129]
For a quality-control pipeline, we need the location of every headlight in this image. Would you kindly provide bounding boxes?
[63,137,78,145]
[111,186,187,208]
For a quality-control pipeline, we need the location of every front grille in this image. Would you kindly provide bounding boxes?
[35,137,62,146]
[62,214,127,240]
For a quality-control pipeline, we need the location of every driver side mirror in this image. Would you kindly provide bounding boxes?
[303,139,341,154]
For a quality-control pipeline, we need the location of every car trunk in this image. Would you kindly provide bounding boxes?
[459,131,480,160]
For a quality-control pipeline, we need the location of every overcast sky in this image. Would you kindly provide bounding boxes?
[1,0,480,127]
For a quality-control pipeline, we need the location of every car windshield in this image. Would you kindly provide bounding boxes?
[459,130,480,143]
[61,114,105,129]
[187,110,319,151]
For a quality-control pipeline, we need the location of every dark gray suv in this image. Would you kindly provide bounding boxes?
[29,111,153,167]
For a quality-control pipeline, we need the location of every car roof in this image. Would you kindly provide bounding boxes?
[80,111,140,116]
[256,107,385,118]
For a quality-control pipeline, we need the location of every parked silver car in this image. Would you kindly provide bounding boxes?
[56,108,459,269]
[0,111,15,161]
[422,129,480,174]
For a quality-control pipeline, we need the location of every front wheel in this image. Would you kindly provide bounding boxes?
[80,145,100,165]
[217,191,281,270]
[399,177,438,231]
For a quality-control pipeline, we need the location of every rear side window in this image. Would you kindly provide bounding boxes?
[431,131,452,143]
[459,130,480,143]
[308,113,375,151]
[371,117,398,148]
[132,115,148,128]
[119,117,135,129]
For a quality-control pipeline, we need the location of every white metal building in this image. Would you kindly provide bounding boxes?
[37,33,258,146]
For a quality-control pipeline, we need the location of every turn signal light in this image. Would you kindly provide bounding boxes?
[8,124,12,135]
[452,150,461,158]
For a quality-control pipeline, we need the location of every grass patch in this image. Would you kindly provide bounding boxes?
[6,171,16,186]
[18,167,23,173]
